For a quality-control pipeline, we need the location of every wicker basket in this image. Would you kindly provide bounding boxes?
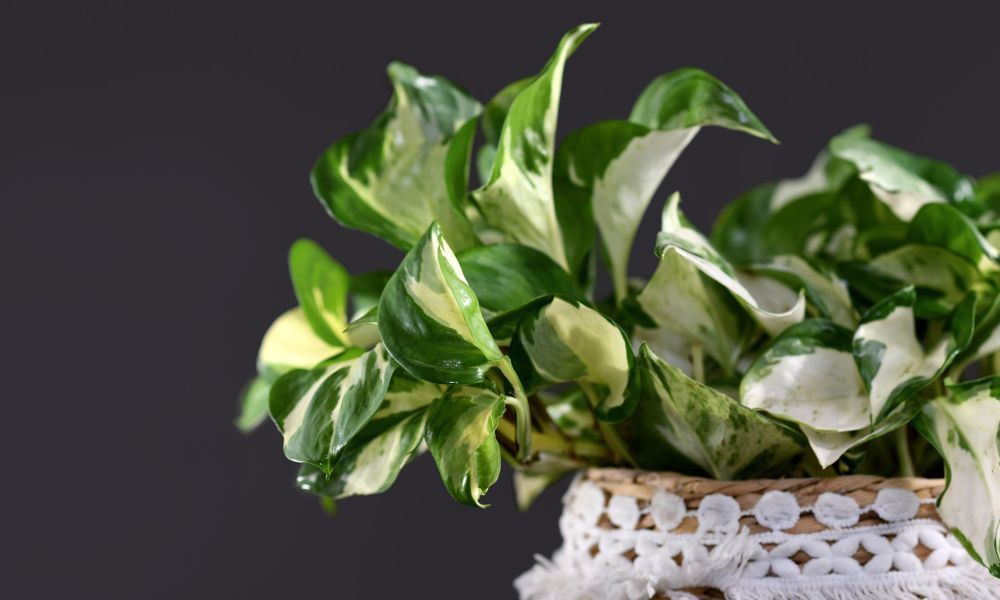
[515,469,1000,600]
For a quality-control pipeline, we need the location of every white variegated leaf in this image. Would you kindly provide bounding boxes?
[741,319,870,434]
[829,128,977,221]
[257,307,340,377]
[472,24,598,268]
[378,223,502,384]
[311,62,481,251]
[853,287,965,421]
[750,254,857,327]
[516,298,638,421]
[632,345,803,479]
[638,194,805,374]
[916,379,1000,575]
[269,345,397,472]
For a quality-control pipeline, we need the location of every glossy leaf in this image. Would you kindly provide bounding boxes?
[257,307,341,377]
[378,223,502,384]
[472,24,598,268]
[425,388,506,507]
[296,375,441,500]
[554,69,775,299]
[630,345,803,479]
[458,243,585,337]
[853,287,973,422]
[741,319,869,434]
[915,378,1000,575]
[748,255,856,327]
[269,345,396,472]
[311,62,481,250]
[629,68,776,140]
[829,128,979,220]
[514,298,638,421]
[711,152,832,264]
[638,194,805,373]
[289,239,351,347]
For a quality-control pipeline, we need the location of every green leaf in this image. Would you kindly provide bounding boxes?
[236,376,272,433]
[297,374,442,500]
[425,388,506,507]
[472,23,598,268]
[906,203,999,272]
[269,345,395,472]
[629,68,776,141]
[513,298,638,421]
[349,270,393,318]
[311,62,481,251]
[915,378,1000,575]
[638,194,804,374]
[513,470,570,511]
[289,239,351,347]
[853,287,974,422]
[864,244,985,312]
[711,153,834,264]
[629,345,803,479]
[741,319,869,434]
[378,223,502,384]
[553,68,775,297]
[457,243,585,337]
[829,128,979,221]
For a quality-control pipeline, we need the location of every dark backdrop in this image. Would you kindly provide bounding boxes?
[4,2,999,598]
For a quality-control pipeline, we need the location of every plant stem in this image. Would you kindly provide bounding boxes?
[691,343,705,383]
[895,426,915,478]
[497,357,532,461]
[578,381,638,467]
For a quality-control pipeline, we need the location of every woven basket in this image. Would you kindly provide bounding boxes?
[515,469,1000,600]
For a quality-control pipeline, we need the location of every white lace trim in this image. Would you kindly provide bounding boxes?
[515,476,1000,599]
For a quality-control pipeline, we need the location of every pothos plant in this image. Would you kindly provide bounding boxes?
[239,23,1000,576]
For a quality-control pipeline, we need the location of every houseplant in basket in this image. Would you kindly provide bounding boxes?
[238,22,1000,599]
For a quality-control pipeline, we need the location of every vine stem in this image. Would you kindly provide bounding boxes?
[579,381,638,468]
[895,426,915,478]
[497,357,532,462]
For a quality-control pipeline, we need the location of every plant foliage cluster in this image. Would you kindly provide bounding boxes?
[239,24,1000,575]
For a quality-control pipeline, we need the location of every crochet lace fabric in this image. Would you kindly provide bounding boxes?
[515,475,1000,600]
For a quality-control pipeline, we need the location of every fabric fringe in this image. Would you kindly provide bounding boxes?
[516,562,1000,600]
[726,567,1000,600]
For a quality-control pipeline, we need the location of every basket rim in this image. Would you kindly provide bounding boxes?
[584,467,945,499]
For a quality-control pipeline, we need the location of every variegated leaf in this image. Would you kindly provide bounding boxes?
[513,298,638,421]
[378,223,502,384]
[631,345,803,479]
[853,287,974,422]
[257,307,341,377]
[289,239,351,347]
[915,378,1000,575]
[311,62,481,251]
[741,319,870,434]
[269,345,396,473]
[457,243,586,339]
[748,255,857,327]
[907,202,999,272]
[556,69,777,300]
[472,23,598,268]
[425,388,506,507]
[239,305,344,433]
[829,127,979,221]
[638,193,805,374]
[711,151,835,264]
[296,374,443,500]
[866,244,984,313]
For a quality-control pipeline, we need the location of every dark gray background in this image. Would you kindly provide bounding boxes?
[4,1,998,598]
